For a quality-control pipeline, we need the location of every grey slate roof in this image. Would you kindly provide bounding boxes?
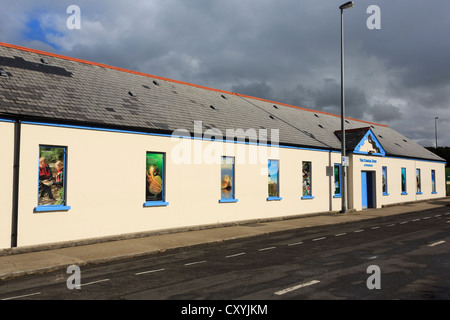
[0,43,444,162]
[335,127,372,152]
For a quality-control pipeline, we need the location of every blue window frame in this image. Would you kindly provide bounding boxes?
[431,170,437,194]
[333,164,341,198]
[382,166,389,195]
[302,161,314,199]
[35,145,70,212]
[401,167,407,195]
[220,156,238,203]
[144,152,169,207]
[267,160,282,201]
[416,168,422,194]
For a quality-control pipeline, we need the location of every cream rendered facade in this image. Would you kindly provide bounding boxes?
[0,120,445,249]
[348,154,445,211]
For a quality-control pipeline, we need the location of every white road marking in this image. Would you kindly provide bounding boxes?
[312,237,326,241]
[400,221,408,224]
[423,217,430,219]
[428,240,446,247]
[275,280,320,296]
[371,226,380,230]
[387,224,396,227]
[434,215,441,217]
[288,242,303,246]
[226,252,246,258]
[258,247,276,252]
[184,261,207,266]
[80,279,110,287]
[367,256,378,260]
[412,219,420,222]
[334,233,346,237]
[135,268,165,276]
[354,230,364,233]
[1,292,41,300]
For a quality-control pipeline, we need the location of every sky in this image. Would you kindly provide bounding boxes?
[1,0,449,147]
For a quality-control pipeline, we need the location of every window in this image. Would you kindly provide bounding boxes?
[144,152,168,207]
[401,167,407,195]
[302,161,314,199]
[416,169,422,194]
[220,156,238,203]
[334,164,341,198]
[267,160,281,200]
[431,170,437,194]
[382,166,389,195]
[35,145,70,212]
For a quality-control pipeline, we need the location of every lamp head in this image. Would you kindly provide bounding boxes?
[339,1,354,10]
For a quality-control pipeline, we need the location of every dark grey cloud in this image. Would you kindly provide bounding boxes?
[1,0,449,146]
[368,103,402,123]
[231,81,274,101]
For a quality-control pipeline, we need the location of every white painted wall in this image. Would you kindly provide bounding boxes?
[14,123,345,247]
[349,154,446,211]
[0,121,14,249]
[0,122,445,248]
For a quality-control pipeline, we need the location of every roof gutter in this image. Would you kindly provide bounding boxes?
[11,118,21,248]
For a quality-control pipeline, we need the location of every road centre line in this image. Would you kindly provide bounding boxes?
[400,221,408,224]
[80,279,110,287]
[354,230,364,233]
[428,240,446,247]
[1,292,41,300]
[387,224,396,227]
[334,233,346,237]
[412,219,420,222]
[184,261,207,266]
[275,280,320,296]
[258,247,276,252]
[371,226,380,230]
[434,214,441,217]
[288,242,303,246]
[423,217,430,219]
[226,252,246,258]
[312,237,326,241]
[135,268,165,276]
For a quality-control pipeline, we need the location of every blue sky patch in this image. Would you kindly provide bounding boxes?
[23,16,62,50]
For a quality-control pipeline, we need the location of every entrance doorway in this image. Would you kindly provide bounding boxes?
[361,171,376,209]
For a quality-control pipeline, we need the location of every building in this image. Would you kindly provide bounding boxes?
[0,42,446,249]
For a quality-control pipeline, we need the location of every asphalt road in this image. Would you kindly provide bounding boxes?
[0,207,449,302]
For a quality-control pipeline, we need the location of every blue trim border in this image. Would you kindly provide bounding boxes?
[301,195,315,200]
[34,205,71,213]
[267,196,282,201]
[143,201,169,207]
[219,198,239,203]
[353,129,386,157]
[401,192,408,195]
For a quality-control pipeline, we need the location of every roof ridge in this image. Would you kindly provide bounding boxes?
[0,42,389,128]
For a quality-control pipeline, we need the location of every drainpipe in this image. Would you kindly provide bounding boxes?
[11,119,21,248]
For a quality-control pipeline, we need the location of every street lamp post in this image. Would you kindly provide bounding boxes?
[340,1,354,214]
[435,117,439,148]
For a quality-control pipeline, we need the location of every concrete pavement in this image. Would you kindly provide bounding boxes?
[1,198,449,280]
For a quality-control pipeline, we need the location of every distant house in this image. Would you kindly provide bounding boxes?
[0,42,446,249]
